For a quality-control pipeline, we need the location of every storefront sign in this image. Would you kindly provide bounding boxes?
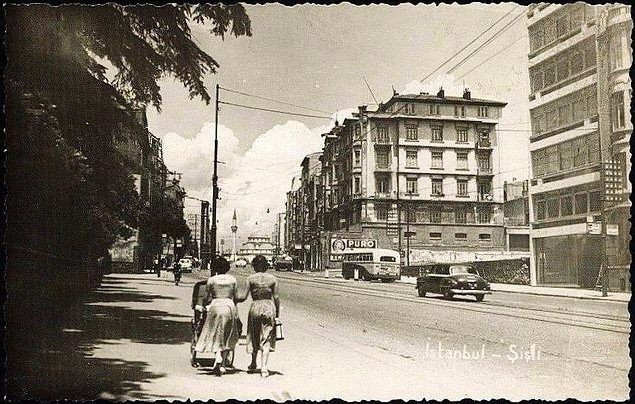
[587,222,602,235]
[606,224,619,236]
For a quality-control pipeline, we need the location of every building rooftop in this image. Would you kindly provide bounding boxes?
[386,93,507,107]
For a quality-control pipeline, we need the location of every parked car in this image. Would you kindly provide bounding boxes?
[178,258,193,273]
[273,256,293,271]
[415,263,491,302]
[234,258,248,267]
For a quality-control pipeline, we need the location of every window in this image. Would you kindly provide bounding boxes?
[377,126,390,143]
[457,179,468,196]
[430,208,441,223]
[455,233,467,240]
[453,105,465,117]
[611,91,625,129]
[609,34,624,71]
[557,58,569,82]
[478,233,492,241]
[535,200,546,220]
[477,210,491,224]
[406,150,418,168]
[477,106,489,117]
[429,104,440,115]
[574,192,588,214]
[432,179,443,196]
[561,195,573,216]
[405,125,418,141]
[355,125,361,137]
[376,175,390,194]
[406,178,418,194]
[431,151,443,169]
[455,208,467,224]
[376,205,388,221]
[457,152,469,170]
[429,232,442,240]
[570,52,584,75]
[457,127,468,143]
[546,198,560,218]
[354,176,361,194]
[544,64,556,87]
[589,190,602,212]
[406,103,416,115]
[376,150,389,168]
[559,141,574,171]
[431,126,443,142]
[556,14,570,37]
[354,149,361,167]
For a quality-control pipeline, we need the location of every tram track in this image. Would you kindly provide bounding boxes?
[269,272,630,335]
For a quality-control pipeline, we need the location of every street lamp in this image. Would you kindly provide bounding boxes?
[403,191,416,268]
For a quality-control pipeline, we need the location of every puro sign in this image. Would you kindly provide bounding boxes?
[330,238,377,253]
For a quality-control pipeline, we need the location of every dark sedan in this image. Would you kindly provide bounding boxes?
[415,263,491,302]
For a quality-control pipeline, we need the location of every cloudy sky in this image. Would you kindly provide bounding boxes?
[148,3,532,244]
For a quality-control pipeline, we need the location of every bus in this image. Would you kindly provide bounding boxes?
[341,248,401,282]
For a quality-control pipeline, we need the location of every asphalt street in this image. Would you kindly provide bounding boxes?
[7,266,630,401]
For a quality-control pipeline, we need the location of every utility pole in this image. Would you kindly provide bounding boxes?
[211,83,220,276]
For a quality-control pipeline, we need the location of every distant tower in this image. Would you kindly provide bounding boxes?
[230,209,238,261]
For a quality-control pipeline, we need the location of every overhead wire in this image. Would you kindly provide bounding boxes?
[218,101,332,120]
[419,5,521,83]
[457,34,528,80]
[219,86,333,115]
[446,11,527,75]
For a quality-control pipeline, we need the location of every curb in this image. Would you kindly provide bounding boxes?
[289,270,630,303]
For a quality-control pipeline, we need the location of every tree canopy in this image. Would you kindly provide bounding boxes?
[5,4,252,325]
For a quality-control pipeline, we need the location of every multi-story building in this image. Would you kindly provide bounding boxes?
[319,88,507,268]
[526,3,631,289]
[596,5,632,292]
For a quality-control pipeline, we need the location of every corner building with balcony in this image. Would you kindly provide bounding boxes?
[526,3,631,288]
[320,88,508,268]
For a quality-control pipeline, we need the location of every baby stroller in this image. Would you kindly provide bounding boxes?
[190,280,239,368]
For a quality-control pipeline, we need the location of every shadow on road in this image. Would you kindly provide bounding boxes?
[6,276,190,400]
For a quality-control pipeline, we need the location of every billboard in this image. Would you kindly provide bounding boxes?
[330,237,377,261]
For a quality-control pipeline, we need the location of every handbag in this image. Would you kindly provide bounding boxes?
[275,318,284,341]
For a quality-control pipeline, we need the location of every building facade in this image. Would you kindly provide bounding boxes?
[318,88,508,268]
[526,3,631,289]
[238,235,275,263]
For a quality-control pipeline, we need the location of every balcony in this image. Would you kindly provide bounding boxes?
[374,136,392,146]
[477,166,493,176]
[375,164,392,172]
[476,139,492,149]
[477,193,495,202]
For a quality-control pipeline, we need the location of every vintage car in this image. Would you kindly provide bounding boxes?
[273,256,293,271]
[415,263,491,302]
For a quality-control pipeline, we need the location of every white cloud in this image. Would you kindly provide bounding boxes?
[161,122,242,201]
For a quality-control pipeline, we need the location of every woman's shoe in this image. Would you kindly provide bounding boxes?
[260,368,269,378]
[247,364,258,373]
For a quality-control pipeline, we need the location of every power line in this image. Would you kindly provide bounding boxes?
[219,86,333,115]
[457,34,528,80]
[219,101,332,120]
[362,75,379,105]
[447,11,526,75]
[420,5,521,83]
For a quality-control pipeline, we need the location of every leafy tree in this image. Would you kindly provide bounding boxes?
[4,4,252,332]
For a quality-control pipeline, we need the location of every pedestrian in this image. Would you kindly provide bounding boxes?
[195,256,241,375]
[173,261,182,286]
[236,254,280,378]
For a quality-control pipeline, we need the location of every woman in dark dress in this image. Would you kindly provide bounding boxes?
[236,254,280,378]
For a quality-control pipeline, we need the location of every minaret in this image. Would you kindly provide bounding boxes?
[230,209,238,262]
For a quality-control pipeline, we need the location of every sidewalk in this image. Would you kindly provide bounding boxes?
[290,269,631,303]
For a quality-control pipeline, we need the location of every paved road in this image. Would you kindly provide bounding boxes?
[7,268,629,401]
